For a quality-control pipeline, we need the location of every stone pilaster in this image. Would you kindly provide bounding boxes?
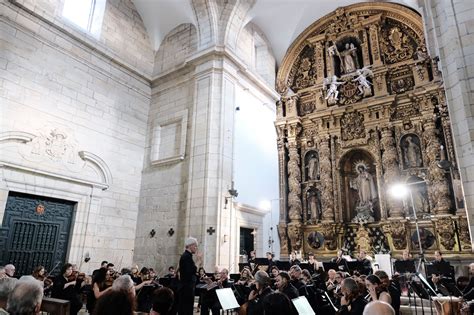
[319,135,335,221]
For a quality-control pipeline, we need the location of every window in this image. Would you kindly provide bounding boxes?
[62,0,106,37]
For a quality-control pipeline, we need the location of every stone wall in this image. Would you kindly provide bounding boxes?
[0,0,150,272]
[421,0,474,245]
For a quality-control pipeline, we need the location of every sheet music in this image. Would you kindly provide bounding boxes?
[375,254,392,278]
[216,288,240,310]
[292,296,315,315]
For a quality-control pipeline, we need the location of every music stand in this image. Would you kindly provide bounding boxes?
[409,280,432,299]
[277,261,291,271]
[426,264,453,278]
[238,263,250,272]
[322,262,339,272]
[394,260,416,274]
[346,261,364,275]
[416,272,437,296]
[158,278,171,287]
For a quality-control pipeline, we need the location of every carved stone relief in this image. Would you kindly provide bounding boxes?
[341,111,366,142]
[436,217,456,250]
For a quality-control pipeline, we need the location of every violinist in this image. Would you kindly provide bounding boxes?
[51,263,83,315]
[200,268,232,315]
[32,265,53,294]
[332,250,348,271]
[365,275,391,304]
[86,267,113,313]
[131,265,141,285]
[307,253,319,274]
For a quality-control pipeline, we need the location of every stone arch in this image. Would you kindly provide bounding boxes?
[276,2,425,94]
[191,0,218,49]
[339,149,379,222]
[153,23,198,75]
[221,0,256,50]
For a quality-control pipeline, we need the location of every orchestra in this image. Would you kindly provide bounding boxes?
[1,247,473,315]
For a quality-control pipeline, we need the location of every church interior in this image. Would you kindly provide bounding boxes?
[1,0,474,313]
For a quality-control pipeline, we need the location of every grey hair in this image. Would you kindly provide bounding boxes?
[4,264,15,273]
[342,278,359,295]
[184,237,198,248]
[363,301,395,315]
[254,270,271,286]
[0,278,18,299]
[112,275,134,292]
[7,277,43,315]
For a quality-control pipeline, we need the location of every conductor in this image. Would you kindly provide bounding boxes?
[178,237,199,315]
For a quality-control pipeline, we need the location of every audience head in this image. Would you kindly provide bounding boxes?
[363,300,395,315]
[150,287,174,315]
[93,289,135,315]
[262,292,293,315]
[328,269,336,280]
[6,276,43,315]
[5,264,15,277]
[112,275,135,297]
[254,270,271,290]
[184,237,198,254]
[434,250,443,262]
[0,277,18,300]
[275,271,290,291]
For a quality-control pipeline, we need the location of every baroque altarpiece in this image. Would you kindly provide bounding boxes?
[275,3,471,260]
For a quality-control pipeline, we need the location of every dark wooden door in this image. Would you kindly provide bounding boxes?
[239,227,254,256]
[0,192,75,276]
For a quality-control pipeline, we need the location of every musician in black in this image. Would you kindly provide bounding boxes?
[338,278,367,315]
[429,250,454,293]
[463,263,474,300]
[375,270,400,315]
[266,252,275,271]
[247,270,273,315]
[331,250,348,271]
[357,250,373,276]
[289,265,305,291]
[289,251,300,266]
[275,271,299,300]
[200,268,232,315]
[177,237,199,315]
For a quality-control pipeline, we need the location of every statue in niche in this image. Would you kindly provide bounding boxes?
[402,136,422,168]
[410,182,429,216]
[350,161,377,223]
[306,153,319,181]
[340,43,358,74]
[307,189,321,223]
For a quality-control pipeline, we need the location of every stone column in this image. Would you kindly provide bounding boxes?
[423,119,451,215]
[275,123,289,248]
[319,135,335,221]
[380,127,404,218]
[287,136,303,251]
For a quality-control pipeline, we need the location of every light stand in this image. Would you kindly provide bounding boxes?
[390,181,428,275]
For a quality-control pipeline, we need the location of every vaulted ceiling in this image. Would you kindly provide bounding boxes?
[132,0,420,65]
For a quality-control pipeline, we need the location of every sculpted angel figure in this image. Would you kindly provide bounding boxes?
[352,67,373,95]
[323,75,344,102]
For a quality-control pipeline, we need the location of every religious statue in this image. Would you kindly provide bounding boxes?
[323,75,344,103]
[403,136,422,168]
[307,190,320,223]
[350,162,377,223]
[340,43,357,74]
[306,153,319,180]
[352,67,373,96]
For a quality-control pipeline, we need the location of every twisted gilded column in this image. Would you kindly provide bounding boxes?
[319,135,335,221]
[380,127,404,217]
[423,119,451,215]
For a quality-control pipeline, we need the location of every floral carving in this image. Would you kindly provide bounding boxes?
[380,20,417,64]
[458,217,472,250]
[384,221,407,250]
[436,217,455,250]
[320,223,337,250]
[278,225,290,255]
[318,137,334,221]
[287,223,303,251]
[291,46,317,91]
[341,111,366,141]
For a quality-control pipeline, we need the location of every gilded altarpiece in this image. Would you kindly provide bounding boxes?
[275,3,471,261]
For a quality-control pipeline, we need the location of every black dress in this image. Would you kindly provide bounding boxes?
[51,275,83,315]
